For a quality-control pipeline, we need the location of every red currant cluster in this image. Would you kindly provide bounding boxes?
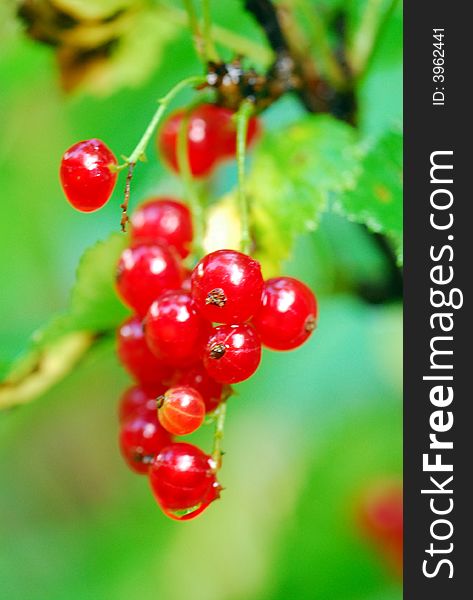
[59,101,318,521]
[114,205,317,519]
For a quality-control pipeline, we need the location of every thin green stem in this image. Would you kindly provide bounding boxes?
[158,2,273,66]
[291,0,346,89]
[177,109,205,259]
[348,0,399,79]
[201,0,219,61]
[126,75,206,165]
[183,0,205,62]
[211,402,227,467]
[236,100,254,255]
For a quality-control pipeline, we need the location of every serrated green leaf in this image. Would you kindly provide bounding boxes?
[249,115,360,275]
[67,232,129,332]
[332,128,402,263]
[0,233,129,409]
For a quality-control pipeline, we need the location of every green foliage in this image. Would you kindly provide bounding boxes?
[333,128,403,262]
[0,234,128,407]
[66,232,129,332]
[248,116,402,274]
[249,115,361,275]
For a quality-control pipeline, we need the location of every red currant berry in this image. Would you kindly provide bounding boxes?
[252,277,318,350]
[181,268,192,292]
[115,244,183,316]
[130,198,193,258]
[213,106,261,158]
[191,249,264,324]
[60,139,117,212]
[358,482,403,576]
[203,323,261,384]
[120,411,172,474]
[162,480,221,521]
[157,386,205,436]
[158,105,222,177]
[174,362,224,413]
[145,291,211,367]
[118,385,165,423]
[116,316,174,387]
[149,442,217,512]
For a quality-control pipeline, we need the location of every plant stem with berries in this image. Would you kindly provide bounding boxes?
[177,110,206,259]
[201,0,219,62]
[211,401,227,467]
[118,74,206,227]
[236,100,254,255]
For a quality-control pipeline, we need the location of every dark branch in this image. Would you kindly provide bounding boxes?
[244,0,288,54]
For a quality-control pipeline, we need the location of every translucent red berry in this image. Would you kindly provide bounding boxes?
[203,323,261,384]
[118,385,164,423]
[157,386,205,436]
[116,316,174,387]
[181,268,192,292]
[191,249,264,324]
[145,290,211,367]
[60,139,117,212]
[115,244,183,316]
[130,198,193,258]
[158,105,221,177]
[174,362,225,413]
[149,443,217,514]
[213,106,261,158]
[120,411,172,474]
[161,480,221,521]
[252,277,318,350]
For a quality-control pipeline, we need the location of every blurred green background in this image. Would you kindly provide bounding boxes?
[0,1,402,599]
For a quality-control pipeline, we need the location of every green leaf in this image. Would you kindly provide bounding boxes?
[67,232,129,332]
[249,115,361,275]
[0,233,129,409]
[332,128,403,263]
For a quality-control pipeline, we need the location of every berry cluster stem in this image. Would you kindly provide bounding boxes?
[201,0,219,61]
[211,401,227,467]
[177,110,206,259]
[236,100,254,255]
[158,2,273,66]
[125,75,206,167]
[183,0,205,62]
[117,74,206,229]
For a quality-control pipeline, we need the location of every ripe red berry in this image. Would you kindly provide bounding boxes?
[145,291,211,367]
[130,198,193,258]
[358,482,403,576]
[60,139,117,212]
[118,385,165,423]
[149,443,217,513]
[120,411,172,474]
[115,244,183,316]
[158,105,222,177]
[157,386,205,436]
[181,268,192,292]
[252,277,318,350]
[203,323,261,384]
[116,316,174,387]
[212,106,261,158]
[191,249,264,324]
[161,480,221,521]
[174,362,224,413]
